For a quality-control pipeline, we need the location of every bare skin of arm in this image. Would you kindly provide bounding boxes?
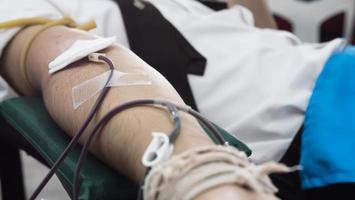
[228,0,277,29]
[0,26,278,200]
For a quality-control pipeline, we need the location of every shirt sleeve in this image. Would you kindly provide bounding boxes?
[0,0,62,57]
[45,0,129,47]
[1,0,129,56]
[0,0,62,101]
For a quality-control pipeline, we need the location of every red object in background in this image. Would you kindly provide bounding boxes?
[274,13,355,44]
[320,13,345,42]
[274,15,293,33]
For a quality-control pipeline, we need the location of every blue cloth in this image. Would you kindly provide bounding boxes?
[301,46,355,189]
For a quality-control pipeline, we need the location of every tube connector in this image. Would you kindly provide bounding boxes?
[88,53,106,63]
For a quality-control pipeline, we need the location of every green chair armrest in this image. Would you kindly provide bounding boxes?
[0,97,137,200]
[0,97,251,199]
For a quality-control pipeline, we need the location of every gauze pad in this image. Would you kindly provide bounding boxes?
[49,36,116,74]
[72,70,152,109]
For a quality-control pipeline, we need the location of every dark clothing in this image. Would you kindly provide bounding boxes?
[114,0,207,110]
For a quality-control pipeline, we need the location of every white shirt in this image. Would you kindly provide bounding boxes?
[0,0,345,163]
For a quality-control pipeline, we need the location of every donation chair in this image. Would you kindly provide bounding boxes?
[0,97,251,200]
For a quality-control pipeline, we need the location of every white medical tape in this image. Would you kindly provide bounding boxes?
[49,36,116,74]
[72,70,152,109]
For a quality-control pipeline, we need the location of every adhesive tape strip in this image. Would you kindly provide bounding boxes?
[72,70,152,109]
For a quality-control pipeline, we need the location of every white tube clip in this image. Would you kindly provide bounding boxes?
[142,132,173,167]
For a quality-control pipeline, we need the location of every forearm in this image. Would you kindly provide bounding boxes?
[228,0,277,29]
[0,25,213,180]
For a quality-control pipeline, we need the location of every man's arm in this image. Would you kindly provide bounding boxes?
[1,25,208,179]
[228,0,277,29]
[0,25,278,200]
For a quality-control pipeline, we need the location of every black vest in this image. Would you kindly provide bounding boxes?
[113,0,210,110]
